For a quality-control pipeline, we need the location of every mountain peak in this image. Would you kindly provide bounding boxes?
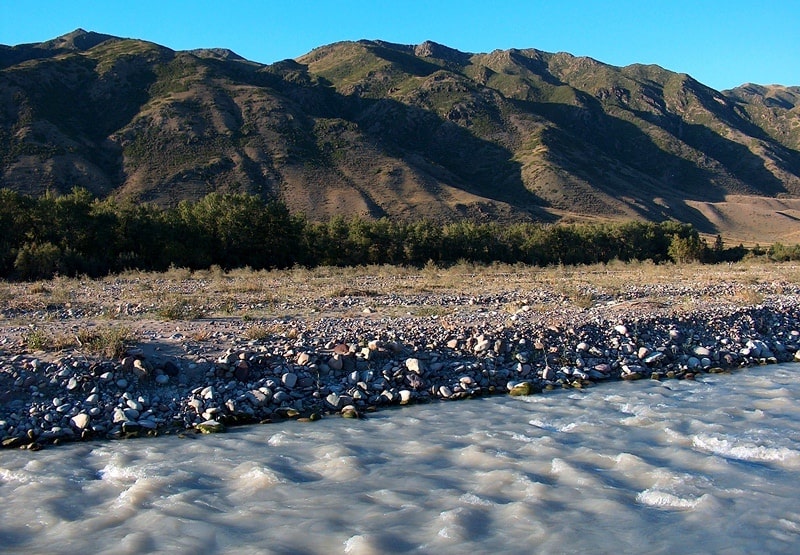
[39,29,117,51]
[413,40,471,64]
[189,48,247,62]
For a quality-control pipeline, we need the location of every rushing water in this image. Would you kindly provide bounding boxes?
[2,364,800,554]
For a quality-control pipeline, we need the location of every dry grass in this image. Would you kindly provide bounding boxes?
[244,324,272,341]
[23,325,134,358]
[75,326,134,358]
[3,261,799,327]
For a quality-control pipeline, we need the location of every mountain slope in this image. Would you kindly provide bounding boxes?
[1,30,799,238]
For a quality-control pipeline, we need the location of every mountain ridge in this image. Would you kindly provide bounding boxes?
[1,29,799,242]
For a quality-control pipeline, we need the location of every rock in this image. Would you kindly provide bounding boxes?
[162,360,180,377]
[155,374,170,385]
[405,358,423,374]
[326,393,343,409]
[474,337,491,353]
[398,390,412,404]
[112,408,127,423]
[123,408,140,421]
[2,437,27,449]
[196,420,225,434]
[121,421,141,433]
[508,381,534,396]
[70,413,90,430]
[614,325,628,335]
[644,352,665,365]
[133,359,149,379]
[693,346,711,357]
[282,372,298,388]
[273,391,291,404]
[341,405,359,419]
[233,362,249,381]
[296,352,311,365]
[328,355,343,371]
[201,386,216,400]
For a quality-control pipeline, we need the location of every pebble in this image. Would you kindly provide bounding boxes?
[2,284,800,449]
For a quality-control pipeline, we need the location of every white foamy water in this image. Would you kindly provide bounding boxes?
[3,364,800,554]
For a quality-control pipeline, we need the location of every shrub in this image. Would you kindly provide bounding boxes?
[14,242,64,280]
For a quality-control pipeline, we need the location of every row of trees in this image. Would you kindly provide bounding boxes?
[0,188,761,280]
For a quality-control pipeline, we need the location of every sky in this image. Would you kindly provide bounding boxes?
[1,0,798,91]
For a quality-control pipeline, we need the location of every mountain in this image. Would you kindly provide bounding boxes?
[2,30,799,241]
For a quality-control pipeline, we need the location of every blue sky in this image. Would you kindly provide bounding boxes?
[1,0,798,90]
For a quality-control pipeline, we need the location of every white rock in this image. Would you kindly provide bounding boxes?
[405,358,423,374]
[326,393,342,409]
[112,408,127,423]
[70,413,90,430]
[474,338,491,353]
[133,359,148,378]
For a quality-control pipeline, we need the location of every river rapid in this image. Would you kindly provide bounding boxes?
[2,364,799,554]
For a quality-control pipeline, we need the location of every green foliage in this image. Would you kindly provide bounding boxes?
[768,242,800,262]
[14,242,64,280]
[0,187,775,281]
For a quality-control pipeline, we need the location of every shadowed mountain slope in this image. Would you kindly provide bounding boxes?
[1,31,799,237]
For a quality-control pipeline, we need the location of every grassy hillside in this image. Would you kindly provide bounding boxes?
[1,31,799,240]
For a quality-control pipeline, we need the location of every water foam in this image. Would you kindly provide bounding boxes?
[636,489,707,510]
[692,434,800,463]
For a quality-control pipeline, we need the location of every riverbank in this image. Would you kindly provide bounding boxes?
[2,261,799,449]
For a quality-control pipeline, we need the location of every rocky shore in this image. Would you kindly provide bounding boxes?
[2,264,800,449]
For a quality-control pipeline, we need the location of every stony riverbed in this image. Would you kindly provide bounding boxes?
[2,269,800,449]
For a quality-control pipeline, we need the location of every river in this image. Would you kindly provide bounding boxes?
[2,363,799,554]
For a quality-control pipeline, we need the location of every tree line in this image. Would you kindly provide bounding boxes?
[0,188,769,280]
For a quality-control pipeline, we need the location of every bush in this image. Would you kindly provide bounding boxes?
[13,242,64,280]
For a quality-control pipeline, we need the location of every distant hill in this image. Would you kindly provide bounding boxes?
[1,30,799,242]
